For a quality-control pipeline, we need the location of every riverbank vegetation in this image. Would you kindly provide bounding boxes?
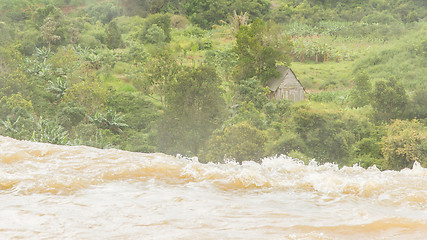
[0,0,426,170]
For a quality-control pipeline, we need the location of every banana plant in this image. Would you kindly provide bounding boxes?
[32,117,68,145]
[1,116,21,134]
[88,110,128,133]
[47,77,68,99]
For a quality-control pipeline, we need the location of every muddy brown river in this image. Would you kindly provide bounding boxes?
[1,136,427,239]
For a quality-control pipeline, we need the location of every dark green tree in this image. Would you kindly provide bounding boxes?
[405,89,427,120]
[106,20,123,49]
[291,103,371,165]
[371,78,407,123]
[119,0,181,17]
[157,65,226,155]
[185,0,229,29]
[348,72,371,108]
[236,76,269,110]
[230,0,270,20]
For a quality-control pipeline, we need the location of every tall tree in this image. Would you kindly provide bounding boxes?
[370,78,407,123]
[141,49,181,108]
[349,72,371,108]
[106,20,123,49]
[157,65,226,155]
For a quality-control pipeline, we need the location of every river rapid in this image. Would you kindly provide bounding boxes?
[1,136,427,239]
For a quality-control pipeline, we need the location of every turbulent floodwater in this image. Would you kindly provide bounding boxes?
[1,136,427,239]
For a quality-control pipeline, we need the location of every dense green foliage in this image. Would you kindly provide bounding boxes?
[0,0,426,170]
[157,65,226,155]
[233,18,292,82]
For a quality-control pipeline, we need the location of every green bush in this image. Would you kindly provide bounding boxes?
[140,13,171,43]
[351,137,382,159]
[361,11,398,24]
[170,15,189,29]
[71,123,113,149]
[0,107,36,140]
[142,24,166,44]
[122,130,157,153]
[201,121,267,163]
[291,102,374,165]
[381,119,427,170]
[55,103,86,130]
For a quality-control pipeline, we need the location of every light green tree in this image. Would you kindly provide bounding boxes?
[233,18,292,83]
[381,120,427,170]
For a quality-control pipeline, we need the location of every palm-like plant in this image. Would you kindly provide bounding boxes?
[47,78,68,99]
[88,110,128,133]
[32,117,68,145]
[1,116,21,134]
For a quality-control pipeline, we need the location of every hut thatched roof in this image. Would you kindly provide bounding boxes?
[267,65,304,91]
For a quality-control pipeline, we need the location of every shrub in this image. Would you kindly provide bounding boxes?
[142,24,166,44]
[381,119,427,170]
[170,15,189,29]
[201,121,267,163]
[62,80,108,114]
[56,103,86,130]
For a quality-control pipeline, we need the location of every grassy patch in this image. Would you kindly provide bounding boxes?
[292,61,354,91]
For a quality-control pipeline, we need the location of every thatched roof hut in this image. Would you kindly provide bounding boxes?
[267,65,304,102]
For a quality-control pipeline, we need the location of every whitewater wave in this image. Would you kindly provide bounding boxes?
[1,136,427,206]
[2,136,427,239]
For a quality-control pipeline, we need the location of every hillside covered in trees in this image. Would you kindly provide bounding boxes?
[0,0,426,170]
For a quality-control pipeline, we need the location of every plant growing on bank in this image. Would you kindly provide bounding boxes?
[47,78,68,99]
[32,117,68,145]
[381,120,427,170]
[200,121,267,164]
[88,110,128,134]
[1,116,21,134]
